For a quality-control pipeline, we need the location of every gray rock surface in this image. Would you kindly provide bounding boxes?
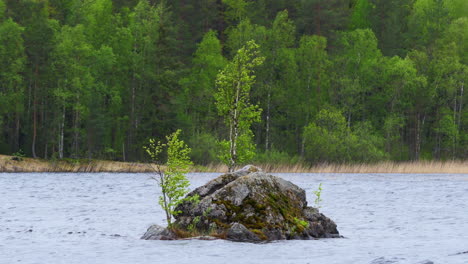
[171,165,339,242]
[141,224,177,240]
[226,222,261,242]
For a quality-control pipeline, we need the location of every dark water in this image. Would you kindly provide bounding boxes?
[1,172,467,264]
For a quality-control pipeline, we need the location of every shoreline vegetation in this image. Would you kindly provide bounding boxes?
[0,1,466,169]
[1,155,466,174]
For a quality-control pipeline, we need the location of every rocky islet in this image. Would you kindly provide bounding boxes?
[142,165,340,242]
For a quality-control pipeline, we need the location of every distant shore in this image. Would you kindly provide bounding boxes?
[0,155,155,173]
[0,155,466,174]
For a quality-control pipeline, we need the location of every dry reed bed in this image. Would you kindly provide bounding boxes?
[196,161,468,174]
[1,155,467,173]
[0,155,154,173]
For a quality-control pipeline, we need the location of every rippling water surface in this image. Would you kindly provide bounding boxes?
[1,172,467,264]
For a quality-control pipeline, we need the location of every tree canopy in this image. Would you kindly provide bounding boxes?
[0,0,466,163]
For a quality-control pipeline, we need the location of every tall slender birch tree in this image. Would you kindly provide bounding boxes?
[215,40,264,172]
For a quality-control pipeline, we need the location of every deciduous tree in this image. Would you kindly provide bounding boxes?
[215,40,264,171]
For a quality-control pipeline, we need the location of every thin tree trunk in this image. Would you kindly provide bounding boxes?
[122,142,126,162]
[130,73,136,154]
[453,95,458,159]
[229,121,234,172]
[435,132,441,160]
[59,105,65,159]
[433,109,440,159]
[73,109,80,158]
[32,109,37,158]
[453,97,457,127]
[15,112,20,152]
[32,65,39,158]
[128,42,138,160]
[347,112,352,129]
[229,81,241,172]
[159,171,171,227]
[27,80,32,115]
[88,125,92,160]
[265,88,271,152]
[32,99,37,158]
[316,66,322,111]
[301,77,312,157]
[315,3,322,36]
[457,82,463,129]
[415,113,420,161]
[44,143,48,159]
[41,95,46,158]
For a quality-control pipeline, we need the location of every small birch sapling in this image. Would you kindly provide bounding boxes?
[144,129,199,227]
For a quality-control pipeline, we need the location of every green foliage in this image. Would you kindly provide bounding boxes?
[444,0,468,19]
[351,122,388,162]
[12,149,25,158]
[303,108,387,163]
[434,109,459,158]
[383,114,408,160]
[187,216,201,233]
[225,19,268,56]
[0,0,5,20]
[295,0,351,40]
[303,108,348,163]
[440,17,468,64]
[188,132,219,165]
[337,28,382,73]
[366,0,413,56]
[215,40,264,171]
[0,18,25,106]
[409,0,451,48]
[350,0,373,30]
[293,217,309,229]
[313,183,323,208]
[218,131,257,166]
[144,130,199,227]
[180,30,227,133]
[296,34,330,121]
[0,0,466,163]
[222,0,250,23]
[0,17,25,153]
[253,149,301,165]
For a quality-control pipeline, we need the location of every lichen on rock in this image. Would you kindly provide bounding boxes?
[142,165,340,242]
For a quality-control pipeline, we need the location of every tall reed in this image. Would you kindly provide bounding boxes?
[1,154,467,173]
[195,161,468,174]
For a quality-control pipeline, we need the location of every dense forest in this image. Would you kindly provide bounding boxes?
[0,0,466,165]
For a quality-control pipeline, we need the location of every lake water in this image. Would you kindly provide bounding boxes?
[1,172,467,264]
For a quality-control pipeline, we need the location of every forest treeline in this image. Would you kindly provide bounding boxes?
[0,0,466,164]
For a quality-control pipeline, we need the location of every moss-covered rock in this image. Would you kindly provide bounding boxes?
[143,165,340,242]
